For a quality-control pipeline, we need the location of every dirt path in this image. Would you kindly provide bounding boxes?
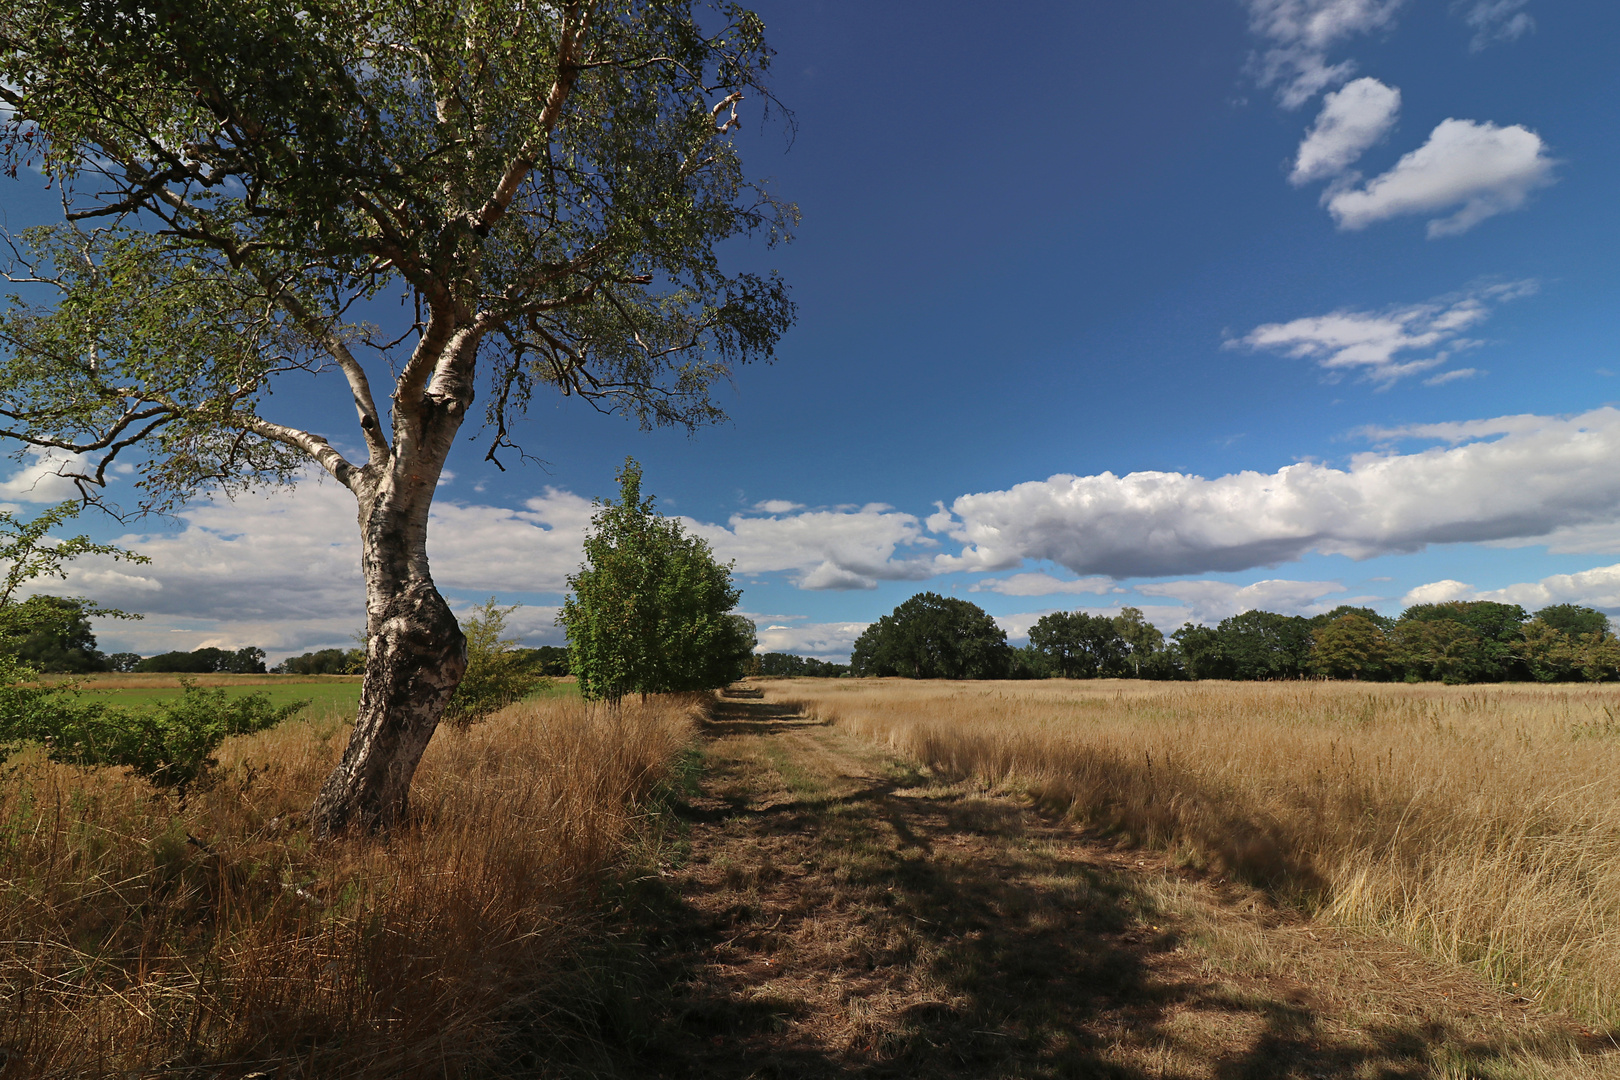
[620,693,1614,1079]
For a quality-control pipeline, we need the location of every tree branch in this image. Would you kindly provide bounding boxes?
[466,2,591,238]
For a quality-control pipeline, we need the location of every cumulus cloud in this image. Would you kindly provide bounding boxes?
[1136,579,1348,623]
[930,407,1620,580]
[1291,77,1401,185]
[970,573,1117,597]
[685,506,936,591]
[1456,0,1534,51]
[752,620,869,659]
[0,449,92,503]
[1244,0,1405,107]
[1325,118,1556,236]
[1400,579,1475,606]
[1234,280,1533,385]
[1402,564,1620,615]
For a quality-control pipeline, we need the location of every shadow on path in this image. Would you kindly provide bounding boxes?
[586,696,1612,1080]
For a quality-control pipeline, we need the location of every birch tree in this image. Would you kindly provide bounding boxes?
[0,0,795,834]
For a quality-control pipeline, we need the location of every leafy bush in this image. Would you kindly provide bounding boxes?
[445,599,550,724]
[0,664,303,800]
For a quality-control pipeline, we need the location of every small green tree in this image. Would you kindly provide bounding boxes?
[444,598,550,723]
[561,459,752,702]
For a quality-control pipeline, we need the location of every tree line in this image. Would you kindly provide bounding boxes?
[849,593,1618,684]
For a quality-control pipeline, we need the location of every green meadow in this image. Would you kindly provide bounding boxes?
[44,673,576,718]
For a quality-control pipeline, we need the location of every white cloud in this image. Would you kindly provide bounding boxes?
[930,407,1620,579]
[753,620,869,659]
[1480,564,1620,614]
[1400,579,1476,607]
[1235,280,1533,385]
[1291,77,1401,185]
[752,499,804,514]
[1325,118,1556,236]
[1402,564,1620,615]
[970,573,1117,597]
[0,449,90,503]
[1456,0,1534,51]
[425,489,595,593]
[1137,579,1348,623]
[1423,367,1479,387]
[1244,0,1405,107]
[685,506,936,591]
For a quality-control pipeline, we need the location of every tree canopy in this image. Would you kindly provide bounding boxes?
[850,593,1012,680]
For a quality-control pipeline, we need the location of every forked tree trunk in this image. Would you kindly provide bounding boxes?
[309,370,472,837]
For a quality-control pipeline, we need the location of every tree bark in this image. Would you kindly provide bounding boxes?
[308,340,474,837]
[308,570,465,837]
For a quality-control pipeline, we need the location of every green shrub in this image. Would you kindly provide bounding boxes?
[0,662,303,801]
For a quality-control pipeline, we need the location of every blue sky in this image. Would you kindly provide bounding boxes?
[6,0,1620,661]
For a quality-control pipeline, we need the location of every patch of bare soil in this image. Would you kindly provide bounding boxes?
[609,693,1615,1079]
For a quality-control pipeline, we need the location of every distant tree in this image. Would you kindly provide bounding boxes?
[1009,643,1050,679]
[755,652,849,677]
[277,649,359,676]
[511,645,572,678]
[1519,607,1618,683]
[1172,623,1229,680]
[1310,614,1389,680]
[1219,610,1314,679]
[1309,605,1394,632]
[1395,601,1528,682]
[1113,606,1166,678]
[1577,631,1620,682]
[223,647,268,674]
[562,460,753,702]
[7,596,108,673]
[1533,604,1609,638]
[1028,611,1126,678]
[137,647,228,674]
[1518,619,1579,682]
[850,593,1012,679]
[105,652,142,673]
[445,599,550,724]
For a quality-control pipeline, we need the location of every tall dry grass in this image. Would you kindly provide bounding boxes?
[0,693,700,1077]
[773,678,1620,1025]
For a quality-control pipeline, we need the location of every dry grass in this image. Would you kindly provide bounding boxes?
[768,678,1620,1029]
[0,694,701,1078]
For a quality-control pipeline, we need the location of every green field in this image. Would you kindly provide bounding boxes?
[55,673,576,718]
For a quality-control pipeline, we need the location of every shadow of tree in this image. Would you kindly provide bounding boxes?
[564,697,1616,1080]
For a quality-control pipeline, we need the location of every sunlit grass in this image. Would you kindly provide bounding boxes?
[0,690,694,1076]
[768,677,1620,1027]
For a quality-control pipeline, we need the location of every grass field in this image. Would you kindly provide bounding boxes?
[38,671,577,719]
[769,677,1620,1030]
[0,689,693,1077]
